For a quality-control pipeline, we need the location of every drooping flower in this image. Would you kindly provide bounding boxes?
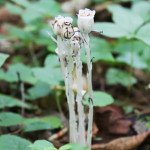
[50,16,74,39]
[61,17,74,39]
[70,27,82,56]
[50,15,64,35]
[77,8,95,33]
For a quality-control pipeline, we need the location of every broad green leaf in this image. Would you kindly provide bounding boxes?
[0,53,9,67]
[25,82,50,100]
[106,68,137,87]
[132,1,150,22]
[23,116,62,132]
[0,63,36,84]
[0,94,36,109]
[113,40,150,69]
[44,55,59,67]
[59,144,72,150]
[62,143,89,150]
[44,148,57,150]
[81,37,115,63]
[107,5,143,33]
[22,8,42,24]
[33,0,61,16]
[136,23,150,46]
[5,25,32,41]
[94,22,128,38]
[6,3,24,15]
[83,91,114,107]
[0,134,31,150]
[32,66,63,85]
[41,116,62,129]
[29,140,54,150]
[23,122,52,132]
[0,112,23,126]
[113,40,149,54]
[116,52,147,69]
[11,0,30,7]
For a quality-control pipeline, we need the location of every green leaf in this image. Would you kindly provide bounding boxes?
[6,3,24,15]
[29,140,54,150]
[136,23,150,46]
[106,68,137,87]
[81,37,115,63]
[34,0,61,16]
[5,25,32,41]
[25,82,50,100]
[0,94,36,109]
[0,134,31,150]
[44,148,57,150]
[59,144,72,150]
[0,63,36,84]
[94,22,128,38]
[107,5,144,33]
[11,0,30,7]
[116,52,147,69]
[0,112,23,126]
[32,66,63,85]
[83,91,114,107]
[132,1,150,22]
[62,143,89,150]
[44,55,59,67]
[0,53,9,67]
[23,116,62,132]
[41,116,62,129]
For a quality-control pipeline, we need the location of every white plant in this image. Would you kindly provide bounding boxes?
[48,8,95,149]
[77,8,95,149]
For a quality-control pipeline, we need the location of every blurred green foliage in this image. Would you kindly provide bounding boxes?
[0,0,150,149]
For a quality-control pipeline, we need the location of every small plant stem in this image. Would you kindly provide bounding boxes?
[17,72,25,117]
[66,42,77,143]
[84,33,93,149]
[55,91,64,118]
[75,52,86,146]
[128,40,134,91]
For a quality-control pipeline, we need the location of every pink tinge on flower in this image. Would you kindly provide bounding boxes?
[77,8,95,33]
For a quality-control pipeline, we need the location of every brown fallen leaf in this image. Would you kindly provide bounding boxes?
[94,105,132,135]
[92,131,150,150]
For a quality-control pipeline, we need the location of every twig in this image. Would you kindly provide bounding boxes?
[48,128,68,141]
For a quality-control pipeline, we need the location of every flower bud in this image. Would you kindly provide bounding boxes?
[77,8,95,33]
[50,15,64,35]
[70,27,82,56]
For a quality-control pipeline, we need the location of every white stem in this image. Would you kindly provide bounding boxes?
[84,33,93,149]
[58,38,77,143]
[75,52,86,146]
[66,42,77,143]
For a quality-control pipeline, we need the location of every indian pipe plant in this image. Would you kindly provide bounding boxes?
[49,8,95,149]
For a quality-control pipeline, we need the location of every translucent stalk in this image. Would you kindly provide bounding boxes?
[75,52,86,146]
[65,42,77,143]
[57,37,77,142]
[84,33,93,149]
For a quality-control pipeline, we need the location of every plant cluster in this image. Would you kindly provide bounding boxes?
[49,8,95,148]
